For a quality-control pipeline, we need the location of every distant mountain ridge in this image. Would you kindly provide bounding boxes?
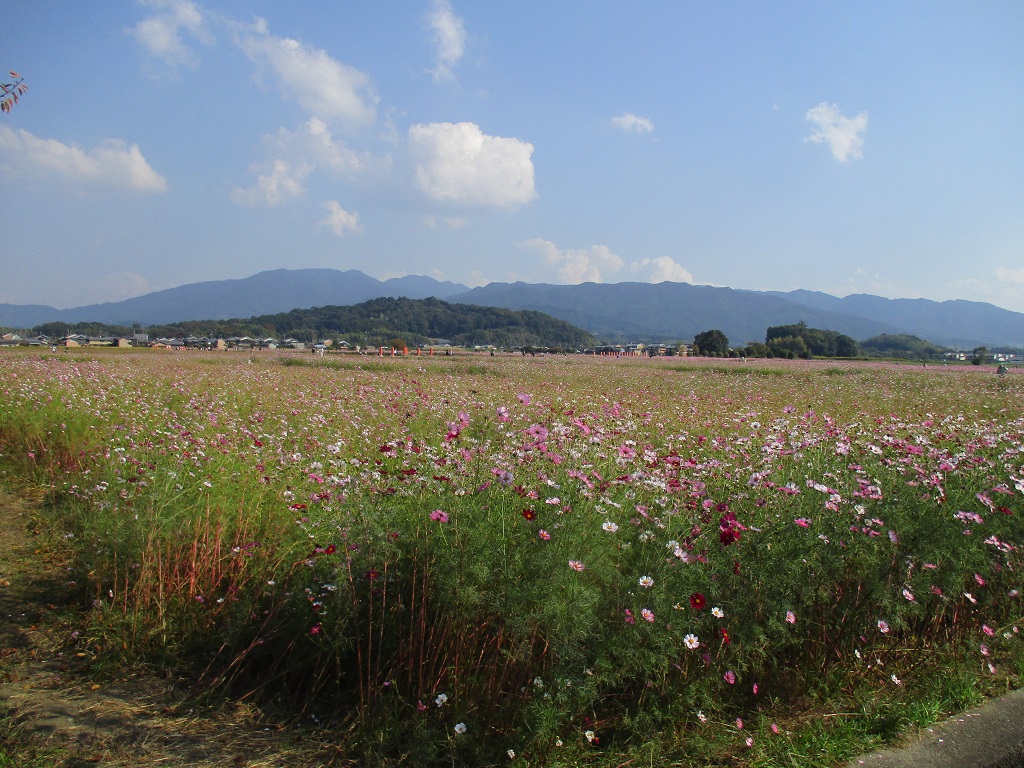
[447,282,903,346]
[0,269,469,328]
[2,269,1022,348]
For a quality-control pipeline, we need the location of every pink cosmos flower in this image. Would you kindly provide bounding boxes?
[569,560,585,571]
[983,624,995,636]
[878,619,890,634]
[786,610,796,624]
[723,670,736,684]
[538,529,551,540]
[430,509,449,522]
[794,518,811,528]
[641,608,655,622]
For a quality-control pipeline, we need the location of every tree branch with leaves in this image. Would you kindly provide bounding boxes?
[1,71,27,113]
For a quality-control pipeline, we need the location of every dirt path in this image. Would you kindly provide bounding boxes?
[0,490,343,767]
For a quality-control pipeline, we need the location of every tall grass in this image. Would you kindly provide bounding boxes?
[1,349,1022,764]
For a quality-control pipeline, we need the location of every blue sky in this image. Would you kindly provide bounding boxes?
[2,1,1023,312]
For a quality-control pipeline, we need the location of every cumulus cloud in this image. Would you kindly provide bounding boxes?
[409,122,536,208]
[319,200,361,236]
[630,257,694,283]
[426,0,466,82]
[0,126,168,193]
[239,29,378,130]
[611,113,654,134]
[230,118,379,206]
[230,158,311,206]
[805,102,868,162]
[129,0,211,69]
[521,238,624,284]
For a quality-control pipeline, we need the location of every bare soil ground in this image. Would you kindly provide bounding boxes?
[0,489,346,767]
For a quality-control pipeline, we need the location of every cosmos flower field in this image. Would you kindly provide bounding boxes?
[1,349,1022,765]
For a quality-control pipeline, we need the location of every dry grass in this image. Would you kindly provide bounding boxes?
[0,489,348,767]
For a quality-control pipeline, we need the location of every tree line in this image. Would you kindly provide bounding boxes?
[19,298,597,351]
[690,323,955,360]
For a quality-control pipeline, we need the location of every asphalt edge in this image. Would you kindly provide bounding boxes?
[847,687,1024,768]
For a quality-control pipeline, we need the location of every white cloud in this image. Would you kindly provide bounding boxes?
[630,257,694,283]
[239,29,378,130]
[426,0,466,82]
[805,102,868,162]
[230,118,378,206]
[129,0,211,69]
[409,122,536,209]
[610,113,654,134]
[81,271,154,305]
[231,158,311,206]
[0,126,168,193]
[423,215,467,229]
[521,238,624,284]
[319,200,361,236]
[995,266,1024,285]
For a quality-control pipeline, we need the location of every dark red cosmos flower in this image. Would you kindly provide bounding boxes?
[522,508,537,521]
[323,544,337,555]
[689,592,707,610]
[290,503,307,510]
[719,511,745,546]
[719,627,731,645]
[719,527,741,546]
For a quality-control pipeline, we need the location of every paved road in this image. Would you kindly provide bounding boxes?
[848,688,1024,768]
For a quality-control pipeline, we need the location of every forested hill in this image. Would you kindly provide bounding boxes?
[141,297,596,349]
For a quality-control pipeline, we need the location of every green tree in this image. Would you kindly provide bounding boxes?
[971,346,988,366]
[741,342,770,358]
[835,334,859,357]
[768,335,810,359]
[692,329,729,357]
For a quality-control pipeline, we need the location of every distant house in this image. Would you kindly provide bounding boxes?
[150,338,185,350]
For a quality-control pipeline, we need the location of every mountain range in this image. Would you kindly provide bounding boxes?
[2,268,1022,349]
